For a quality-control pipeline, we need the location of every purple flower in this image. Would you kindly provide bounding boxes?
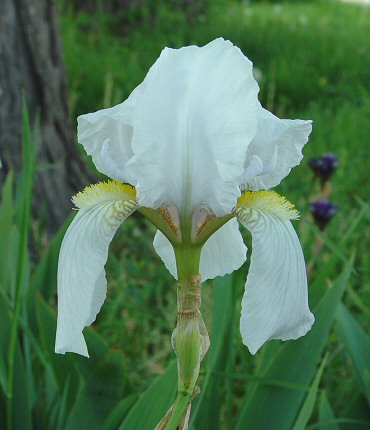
[309,199,338,230]
[308,152,339,182]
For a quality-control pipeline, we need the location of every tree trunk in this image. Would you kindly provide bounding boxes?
[0,0,92,230]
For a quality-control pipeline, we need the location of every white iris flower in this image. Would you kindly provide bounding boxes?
[55,38,314,358]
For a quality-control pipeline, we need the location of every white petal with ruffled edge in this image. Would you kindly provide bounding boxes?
[126,38,260,216]
[238,208,314,354]
[153,218,247,281]
[240,108,312,190]
[77,84,143,184]
[55,197,137,356]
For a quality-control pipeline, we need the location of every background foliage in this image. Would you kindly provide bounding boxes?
[1,0,369,429]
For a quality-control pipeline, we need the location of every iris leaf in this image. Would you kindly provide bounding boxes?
[190,274,235,429]
[119,361,177,430]
[292,354,328,430]
[336,303,370,405]
[317,391,340,430]
[234,257,353,430]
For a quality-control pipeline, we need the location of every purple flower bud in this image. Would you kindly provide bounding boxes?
[309,199,338,230]
[308,152,339,182]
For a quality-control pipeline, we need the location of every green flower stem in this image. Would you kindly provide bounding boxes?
[175,273,203,392]
[160,247,210,429]
[175,246,201,279]
[162,391,193,430]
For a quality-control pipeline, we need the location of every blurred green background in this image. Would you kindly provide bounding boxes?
[1,0,370,429]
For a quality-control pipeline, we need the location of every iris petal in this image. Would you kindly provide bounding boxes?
[77,84,144,184]
[55,186,137,356]
[236,198,314,354]
[126,38,260,215]
[240,108,312,190]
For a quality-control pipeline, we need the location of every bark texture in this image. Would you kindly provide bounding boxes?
[0,0,92,229]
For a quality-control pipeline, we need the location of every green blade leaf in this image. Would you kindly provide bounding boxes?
[119,362,177,430]
[293,354,328,430]
[235,258,353,430]
[0,172,14,292]
[336,303,370,405]
[337,389,370,430]
[65,350,128,430]
[0,294,32,430]
[101,393,138,430]
[34,295,131,430]
[191,274,234,429]
[5,99,37,430]
[308,204,368,308]
[318,391,339,430]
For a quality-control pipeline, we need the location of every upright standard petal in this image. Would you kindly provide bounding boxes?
[235,191,314,354]
[55,181,137,356]
[240,108,312,190]
[126,38,260,216]
[153,219,247,281]
[77,84,144,184]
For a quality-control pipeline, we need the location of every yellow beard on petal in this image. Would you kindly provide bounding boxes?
[236,190,299,220]
[72,180,136,210]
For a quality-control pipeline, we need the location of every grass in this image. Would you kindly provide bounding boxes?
[1,0,366,428]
